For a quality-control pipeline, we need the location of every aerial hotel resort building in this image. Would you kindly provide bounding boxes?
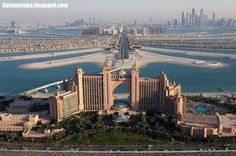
[178,113,236,138]
[47,60,236,138]
[0,113,39,131]
[49,61,185,121]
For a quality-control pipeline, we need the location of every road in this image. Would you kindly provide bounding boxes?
[0,149,236,156]
[118,31,129,60]
[0,142,236,151]
[111,30,130,71]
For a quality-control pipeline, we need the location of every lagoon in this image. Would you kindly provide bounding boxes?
[0,48,236,94]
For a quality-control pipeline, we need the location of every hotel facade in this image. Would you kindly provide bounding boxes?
[49,61,185,121]
[178,113,236,138]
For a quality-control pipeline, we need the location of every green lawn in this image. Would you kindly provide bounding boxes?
[0,96,5,100]
[63,130,169,145]
[28,104,49,112]
[0,99,14,111]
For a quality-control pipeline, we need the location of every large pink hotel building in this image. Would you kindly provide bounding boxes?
[49,61,185,121]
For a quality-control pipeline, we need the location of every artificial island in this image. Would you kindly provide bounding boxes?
[0,14,236,153]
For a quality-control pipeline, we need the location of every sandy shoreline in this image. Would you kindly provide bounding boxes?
[19,49,227,70]
[146,46,236,52]
[0,48,104,62]
[136,51,227,69]
[144,47,236,59]
[19,52,111,69]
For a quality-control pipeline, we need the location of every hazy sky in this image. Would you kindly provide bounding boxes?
[0,0,236,24]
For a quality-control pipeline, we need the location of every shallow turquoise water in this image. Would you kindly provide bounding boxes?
[195,106,209,113]
[0,50,102,94]
[141,48,236,92]
[0,48,236,94]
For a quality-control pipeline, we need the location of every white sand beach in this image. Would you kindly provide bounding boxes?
[19,49,227,70]
[0,48,104,62]
[144,47,236,59]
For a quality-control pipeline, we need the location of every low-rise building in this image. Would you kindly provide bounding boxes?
[178,113,236,138]
[0,113,39,131]
[218,113,236,137]
[81,26,118,35]
[22,128,64,138]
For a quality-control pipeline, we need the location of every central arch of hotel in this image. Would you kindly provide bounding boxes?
[102,62,140,111]
[110,73,131,110]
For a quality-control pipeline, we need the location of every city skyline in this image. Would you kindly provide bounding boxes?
[0,0,236,24]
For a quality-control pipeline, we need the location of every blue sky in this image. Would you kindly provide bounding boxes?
[0,0,236,24]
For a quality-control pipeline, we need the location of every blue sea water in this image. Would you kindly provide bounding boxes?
[142,48,236,92]
[0,50,102,94]
[0,27,236,94]
[0,47,236,94]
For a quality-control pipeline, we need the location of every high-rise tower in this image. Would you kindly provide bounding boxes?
[186,13,189,25]
[192,8,195,26]
[149,16,153,26]
[181,12,185,26]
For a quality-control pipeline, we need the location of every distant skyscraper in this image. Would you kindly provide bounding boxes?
[173,9,235,28]
[97,20,101,26]
[195,14,198,26]
[174,19,178,26]
[192,8,195,26]
[200,9,204,16]
[212,13,216,25]
[93,17,95,26]
[226,19,233,27]
[189,14,192,25]
[89,17,92,26]
[212,13,216,23]
[81,19,85,26]
[167,21,171,26]
[149,16,153,26]
[199,9,204,26]
[181,12,185,26]
[205,15,209,26]
[186,13,189,25]
[220,18,226,27]
[232,20,236,27]
[11,21,15,27]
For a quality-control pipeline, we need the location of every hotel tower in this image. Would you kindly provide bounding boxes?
[49,61,185,121]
